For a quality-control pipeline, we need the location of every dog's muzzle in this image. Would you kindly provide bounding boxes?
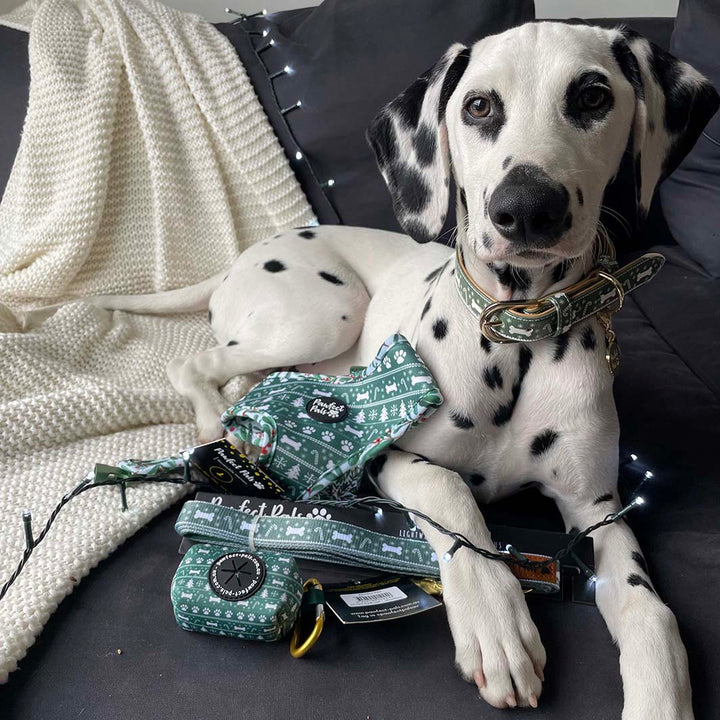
[489,164,570,248]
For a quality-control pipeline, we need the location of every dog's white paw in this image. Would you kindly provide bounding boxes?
[442,555,545,709]
[620,603,694,720]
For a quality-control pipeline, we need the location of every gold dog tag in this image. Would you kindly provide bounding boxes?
[597,311,620,375]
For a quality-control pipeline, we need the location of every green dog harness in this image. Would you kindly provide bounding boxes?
[221,334,443,501]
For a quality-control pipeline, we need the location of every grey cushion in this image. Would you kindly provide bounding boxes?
[660,0,720,276]
[217,0,536,232]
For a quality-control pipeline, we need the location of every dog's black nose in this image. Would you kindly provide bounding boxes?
[488,164,570,247]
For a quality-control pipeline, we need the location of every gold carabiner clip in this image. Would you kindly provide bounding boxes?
[289,578,325,658]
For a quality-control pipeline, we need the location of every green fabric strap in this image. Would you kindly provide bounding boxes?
[454,246,665,342]
[176,500,442,578]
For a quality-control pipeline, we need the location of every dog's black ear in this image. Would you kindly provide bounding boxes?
[366,43,470,243]
[611,28,719,221]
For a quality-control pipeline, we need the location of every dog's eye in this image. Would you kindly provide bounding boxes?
[465,96,492,119]
[578,85,610,111]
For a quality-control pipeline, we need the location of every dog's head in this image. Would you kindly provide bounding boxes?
[367,22,719,267]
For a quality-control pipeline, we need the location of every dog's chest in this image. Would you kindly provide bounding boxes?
[367,252,612,499]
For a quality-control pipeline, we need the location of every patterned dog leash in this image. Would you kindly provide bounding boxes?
[175,500,560,594]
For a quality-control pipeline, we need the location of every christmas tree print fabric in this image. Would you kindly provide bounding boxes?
[221,334,443,501]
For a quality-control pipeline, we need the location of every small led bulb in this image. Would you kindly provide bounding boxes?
[284,65,293,75]
[644,470,654,479]
[295,151,303,160]
[634,496,646,506]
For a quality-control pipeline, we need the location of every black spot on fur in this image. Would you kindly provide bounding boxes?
[502,155,512,170]
[403,218,435,244]
[366,112,398,168]
[612,36,644,100]
[451,411,474,430]
[493,345,532,426]
[319,270,344,285]
[553,332,571,361]
[593,493,613,505]
[459,188,467,211]
[367,453,388,477]
[341,315,348,321]
[631,551,648,575]
[264,260,285,273]
[413,123,437,166]
[581,326,597,350]
[531,429,558,456]
[462,89,506,142]
[298,230,316,239]
[425,266,444,282]
[394,163,431,214]
[438,48,471,122]
[432,318,448,340]
[227,340,238,346]
[208,309,213,324]
[489,264,531,293]
[483,365,503,390]
[576,187,584,206]
[627,573,655,593]
[469,473,486,486]
[481,232,493,250]
[480,335,492,354]
[421,297,432,319]
[394,76,429,130]
[563,71,615,130]
[551,259,572,284]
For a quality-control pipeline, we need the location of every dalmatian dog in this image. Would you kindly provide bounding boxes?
[81,22,718,718]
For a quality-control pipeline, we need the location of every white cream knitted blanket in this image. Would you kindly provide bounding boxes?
[0,0,314,682]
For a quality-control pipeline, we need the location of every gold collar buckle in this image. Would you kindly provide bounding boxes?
[479,299,541,343]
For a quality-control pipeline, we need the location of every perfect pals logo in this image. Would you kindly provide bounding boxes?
[306,396,349,424]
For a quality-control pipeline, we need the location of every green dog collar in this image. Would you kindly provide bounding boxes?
[454,244,665,344]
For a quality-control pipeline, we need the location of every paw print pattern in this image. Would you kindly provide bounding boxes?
[285,420,297,429]
[302,426,316,435]
[237,612,245,619]
[383,356,392,369]
[321,430,335,442]
[192,606,199,613]
[340,439,353,452]
[225,611,233,618]
[202,608,210,615]
[180,604,188,611]
[214,609,221,616]
[394,349,406,364]
[307,507,332,520]
[248,614,256,622]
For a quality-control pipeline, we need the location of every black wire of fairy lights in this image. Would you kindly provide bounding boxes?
[225,7,338,200]
[0,453,651,602]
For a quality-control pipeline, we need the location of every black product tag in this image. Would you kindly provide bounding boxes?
[188,440,284,498]
[324,577,442,624]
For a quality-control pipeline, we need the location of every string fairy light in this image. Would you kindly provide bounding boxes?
[0,453,651,602]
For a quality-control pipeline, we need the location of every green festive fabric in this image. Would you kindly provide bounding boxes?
[221,334,443,500]
[170,544,302,641]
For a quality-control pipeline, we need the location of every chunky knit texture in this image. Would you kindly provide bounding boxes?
[0,0,315,682]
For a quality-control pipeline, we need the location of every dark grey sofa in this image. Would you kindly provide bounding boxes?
[2,4,719,719]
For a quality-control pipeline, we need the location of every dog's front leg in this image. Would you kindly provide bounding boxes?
[374,450,545,709]
[557,494,693,720]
